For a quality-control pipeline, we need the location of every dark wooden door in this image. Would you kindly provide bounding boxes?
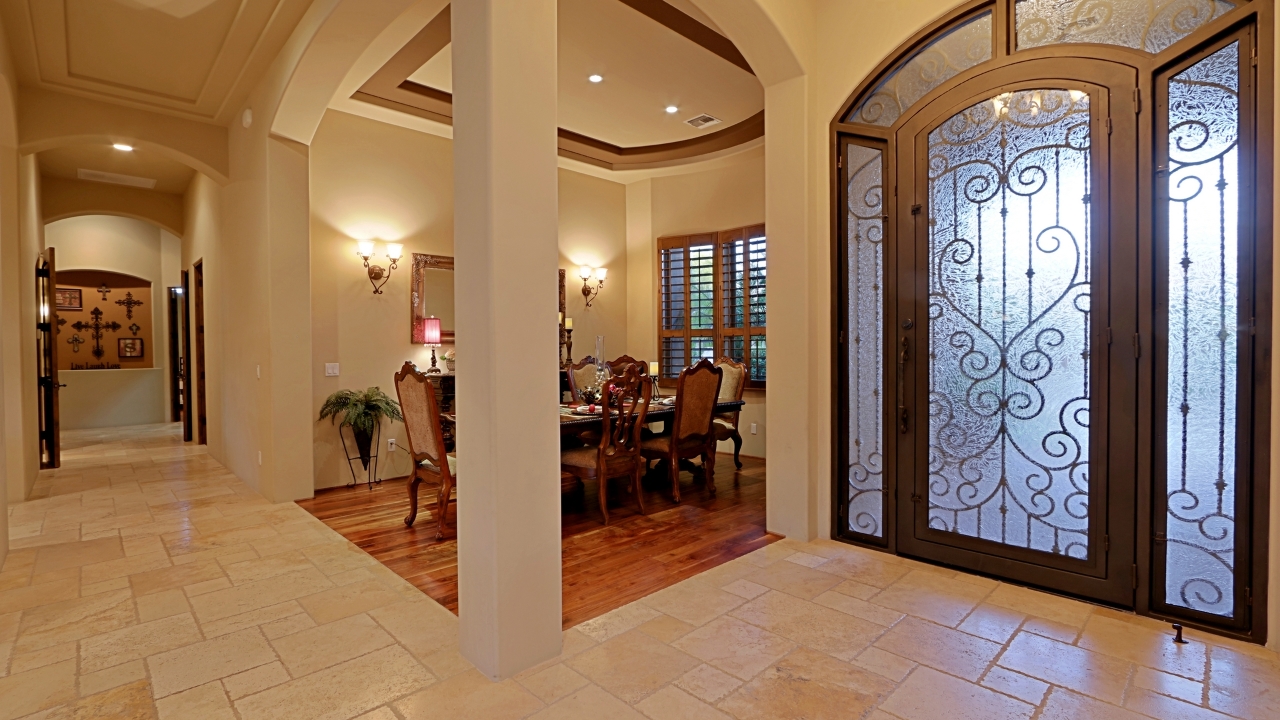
[36,247,60,469]
[892,60,1140,606]
[194,261,207,445]
[167,287,183,423]
[181,271,193,442]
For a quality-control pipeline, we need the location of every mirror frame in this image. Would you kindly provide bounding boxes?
[410,253,455,344]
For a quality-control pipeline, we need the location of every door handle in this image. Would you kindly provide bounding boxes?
[897,335,910,433]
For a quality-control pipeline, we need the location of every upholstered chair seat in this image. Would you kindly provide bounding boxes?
[420,454,457,474]
[711,357,748,469]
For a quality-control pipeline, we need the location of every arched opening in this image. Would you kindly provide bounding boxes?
[832,0,1272,643]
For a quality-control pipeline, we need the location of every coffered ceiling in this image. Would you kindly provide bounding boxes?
[0,0,314,125]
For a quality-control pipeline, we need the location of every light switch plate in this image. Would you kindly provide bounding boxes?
[750,423,758,435]
[325,363,340,377]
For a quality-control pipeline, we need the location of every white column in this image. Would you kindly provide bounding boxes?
[452,0,563,680]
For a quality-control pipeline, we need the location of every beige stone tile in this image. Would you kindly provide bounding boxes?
[528,683,642,720]
[13,590,136,654]
[199,599,308,638]
[303,542,379,577]
[742,544,797,567]
[1125,687,1233,720]
[156,681,236,720]
[852,646,916,683]
[136,588,190,623]
[184,577,233,597]
[81,612,203,673]
[1038,687,1148,720]
[369,599,457,662]
[129,561,225,597]
[720,580,769,601]
[272,613,395,678]
[222,551,313,586]
[574,603,662,643]
[873,617,1001,682]
[693,559,758,588]
[879,666,1033,720]
[636,614,695,644]
[48,678,158,720]
[1022,616,1080,643]
[517,663,590,704]
[816,552,911,589]
[78,659,147,697]
[147,627,277,698]
[1079,612,1207,680]
[31,538,124,575]
[744,561,842,601]
[80,576,132,597]
[981,665,1049,706]
[560,628,597,659]
[1134,666,1204,705]
[420,644,475,680]
[352,709,399,720]
[957,604,1025,644]
[997,631,1131,705]
[188,568,333,624]
[730,590,886,661]
[635,685,731,720]
[121,535,166,557]
[674,664,742,704]
[672,616,795,681]
[869,570,992,628]
[9,641,77,675]
[297,579,401,625]
[813,590,904,627]
[260,612,317,640]
[718,647,895,720]
[568,629,700,703]
[1207,644,1280,720]
[985,584,1094,628]
[830,579,881,601]
[222,661,290,701]
[394,668,539,720]
[0,579,80,616]
[640,581,746,627]
[0,659,77,720]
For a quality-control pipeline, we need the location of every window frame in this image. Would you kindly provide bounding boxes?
[658,224,767,389]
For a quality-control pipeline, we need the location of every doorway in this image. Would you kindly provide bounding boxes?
[167,287,184,423]
[193,261,207,445]
[36,247,60,469]
[181,271,193,442]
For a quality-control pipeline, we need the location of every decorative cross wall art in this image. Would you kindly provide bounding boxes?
[67,335,84,353]
[115,292,143,320]
[97,284,112,301]
[56,317,66,335]
[129,323,141,336]
[71,308,123,360]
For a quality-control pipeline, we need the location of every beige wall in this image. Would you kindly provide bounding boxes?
[0,12,18,553]
[4,153,41,504]
[308,109,628,489]
[181,173,224,461]
[46,215,180,427]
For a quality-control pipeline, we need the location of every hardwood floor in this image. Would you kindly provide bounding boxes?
[297,454,777,628]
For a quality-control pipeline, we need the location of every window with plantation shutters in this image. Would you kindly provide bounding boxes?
[658,224,766,387]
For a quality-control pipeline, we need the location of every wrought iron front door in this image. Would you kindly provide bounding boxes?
[894,61,1139,605]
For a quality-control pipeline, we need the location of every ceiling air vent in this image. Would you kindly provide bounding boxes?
[77,168,157,189]
[685,114,722,130]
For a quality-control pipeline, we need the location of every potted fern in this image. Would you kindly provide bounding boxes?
[318,387,403,470]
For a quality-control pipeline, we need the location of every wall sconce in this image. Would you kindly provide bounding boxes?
[578,265,607,308]
[421,316,442,374]
[357,241,403,294]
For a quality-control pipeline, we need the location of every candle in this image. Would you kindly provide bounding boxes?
[648,361,659,376]
[558,312,564,325]
[565,317,574,330]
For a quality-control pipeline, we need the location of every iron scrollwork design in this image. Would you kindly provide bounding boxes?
[1015,0,1235,54]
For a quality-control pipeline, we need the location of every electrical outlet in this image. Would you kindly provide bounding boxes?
[750,423,758,435]
[325,363,340,377]
[388,438,396,452]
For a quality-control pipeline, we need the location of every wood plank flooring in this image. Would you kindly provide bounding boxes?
[297,455,777,628]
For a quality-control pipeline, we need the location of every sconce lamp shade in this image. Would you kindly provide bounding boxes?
[421,316,442,346]
[578,265,593,280]
[357,240,375,258]
[386,243,404,261]
[594,267,608,281]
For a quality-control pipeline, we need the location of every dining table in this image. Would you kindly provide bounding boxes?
[557,398,745,434]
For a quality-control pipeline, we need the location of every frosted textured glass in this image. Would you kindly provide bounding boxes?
[1163,43,1239,617]
[926,89,1093,558]
[848,13,991,127]
[846,144,885,537]
[1017,0,1235,54]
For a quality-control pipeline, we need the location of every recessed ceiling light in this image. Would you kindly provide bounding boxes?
[665,106,679,114]
[588,74,603,83]
[112,143,133,151]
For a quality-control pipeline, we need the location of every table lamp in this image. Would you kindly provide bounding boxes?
[422,316,443,374]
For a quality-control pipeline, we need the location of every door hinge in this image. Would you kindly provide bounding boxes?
[1154,531,1167,543]
[1250,316,1256,336]
[1106,327,1113,345]
[1251,45,1259,67]
[839,330,846,344]
[36,322,50,333]
[1133,87,1142,114]
[36,267,49,279]
[1103,534,1110,553]
[910,493,923,503]
[1131,564,1139,589]
[838,156,843,168]
[1106,117,1113,135]
[911,204,922,216]
[1134,333,1142,359]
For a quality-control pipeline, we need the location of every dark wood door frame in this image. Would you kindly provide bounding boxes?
[181,270,193,442]
[36,247,60,469]
[193,261,207,446]
[167,287,183,423]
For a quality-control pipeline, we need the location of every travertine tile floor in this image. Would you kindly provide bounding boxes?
[3,424,1279,719]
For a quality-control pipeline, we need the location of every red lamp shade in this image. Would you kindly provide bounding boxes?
[421,316,442,346]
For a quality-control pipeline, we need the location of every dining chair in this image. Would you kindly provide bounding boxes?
[607,355,647,377]
[565,356,602,403]
[560,365,652,524]
[393,361,456,539]
[640,359,723,503]
[713,356,748,470]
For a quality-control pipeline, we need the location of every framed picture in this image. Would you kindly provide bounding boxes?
[55,288,82,311]
[118,337,144,359]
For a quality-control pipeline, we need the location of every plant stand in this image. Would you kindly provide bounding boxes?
[340,422,382,489]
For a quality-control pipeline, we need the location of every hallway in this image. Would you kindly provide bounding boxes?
[3,424,1280,719]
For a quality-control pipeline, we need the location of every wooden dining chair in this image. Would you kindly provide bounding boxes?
[393,361,456,539]
[640,359,723,503]
[713,356,748,470]
[560,365,652,524]
[565,356,602,403]
[607,355,647,377]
